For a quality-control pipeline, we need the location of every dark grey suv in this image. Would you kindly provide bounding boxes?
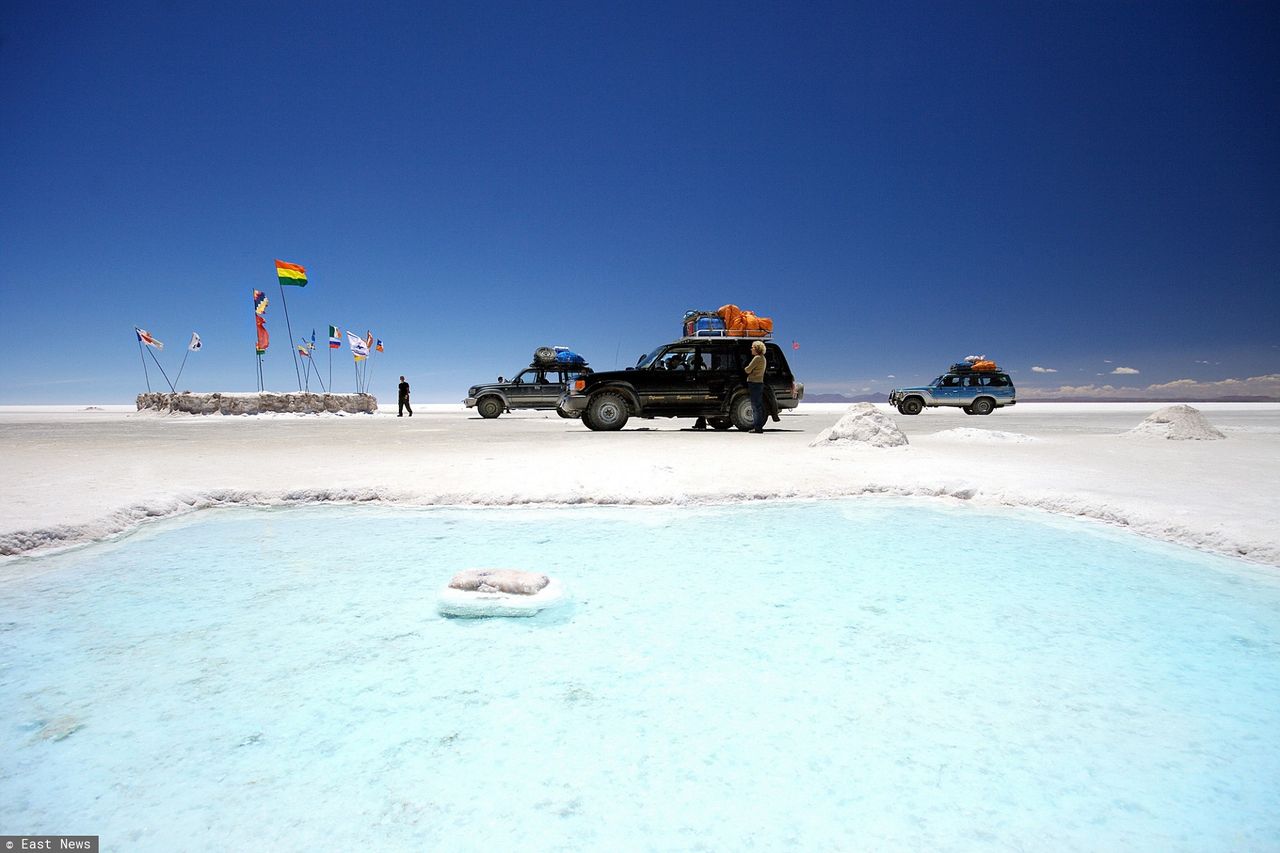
[465,366,592,418]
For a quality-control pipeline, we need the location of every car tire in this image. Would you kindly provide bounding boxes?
[534,346,556,366]
[971,398,994,416]
[580,408,597,430]
[899,397,924,416]
[962,407,975,415]
[709,417,733,431]
[730,393,755,431]
[586,392,629,431]
[477,396,503,419]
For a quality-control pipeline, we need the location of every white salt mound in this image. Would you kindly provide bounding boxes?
[1126,405,1225,441]
[931,428,1037,444]
[448,568,549,595]
[438,569,565,618]
[809,403,909,449]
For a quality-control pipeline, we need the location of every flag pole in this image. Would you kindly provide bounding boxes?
[328,336,333,393]
[137,336,152,392]
[173,347,191,390]
[366,351,376,398]
[147,346,176,393]
[277,278,303,392]
[354,356,361,393]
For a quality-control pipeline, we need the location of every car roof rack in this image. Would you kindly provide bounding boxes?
[677,334,774,342]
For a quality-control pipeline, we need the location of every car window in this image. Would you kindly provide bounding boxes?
[708,349,742,371]
[636,346,667,369]
[941,375,962,387]
[655,346,699,370]
[990,374,1010,387]
[515,369,542,384]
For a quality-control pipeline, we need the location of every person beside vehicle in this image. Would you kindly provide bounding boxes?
[745,341,767,433]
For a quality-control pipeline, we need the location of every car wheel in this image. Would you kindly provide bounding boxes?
[962,406,975,415]
[971,398,994,416]
[534,346,556,366]
[586,392,629,431]
[477,396,503,419]
[580,408,597,430]
[730,394,755,431]
[709,417,733,431]
[899,397,924,416]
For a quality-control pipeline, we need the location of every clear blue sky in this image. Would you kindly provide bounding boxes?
[2,1,1277,402]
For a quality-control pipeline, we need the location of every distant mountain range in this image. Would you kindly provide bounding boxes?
[806,393,1279,404]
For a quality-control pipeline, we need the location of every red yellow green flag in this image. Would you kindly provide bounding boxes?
[275,259,307,287]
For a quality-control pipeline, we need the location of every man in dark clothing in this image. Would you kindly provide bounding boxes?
[398,375,412,417]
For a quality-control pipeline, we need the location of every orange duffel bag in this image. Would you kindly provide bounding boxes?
[971,360,998,372]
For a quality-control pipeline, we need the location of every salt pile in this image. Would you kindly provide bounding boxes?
[809,403,909,448]
[1126,405,1225,441]
[438,568,566,618]
[931,428,1037,444]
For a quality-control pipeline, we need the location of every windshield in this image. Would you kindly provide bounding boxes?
[636,346,667,369]
[930,376,944,386]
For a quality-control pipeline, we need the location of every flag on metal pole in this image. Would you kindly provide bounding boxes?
[135,328,164,349]
[275,260,308,286]
[189,332,203,351]
[328,325,341,348]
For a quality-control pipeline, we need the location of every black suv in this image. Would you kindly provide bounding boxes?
[465,365,592,418]
[558,337,803,431]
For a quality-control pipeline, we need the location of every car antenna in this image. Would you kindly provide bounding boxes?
[614,341,621,369]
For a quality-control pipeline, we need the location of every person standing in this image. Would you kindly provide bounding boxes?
[745,341,767,433]
[398,375,412,417]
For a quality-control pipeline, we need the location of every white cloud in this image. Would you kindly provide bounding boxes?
[1111,367,1140,375]
[1031,366,1057,373]
[886,374,895,379]
[1104,359,1112,364]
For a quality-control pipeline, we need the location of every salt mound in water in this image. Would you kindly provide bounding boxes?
[931,427,1037,444]
[1126,404,1225,441]
[809,403,908,448]
[438,569,565,618]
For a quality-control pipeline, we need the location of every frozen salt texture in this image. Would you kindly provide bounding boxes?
[3,501,1280,850]
[809,402,909,448]
[448,568,550,594]
[1126,404,1225,440]
[1,402,1278,565]
[929,427,1038,443]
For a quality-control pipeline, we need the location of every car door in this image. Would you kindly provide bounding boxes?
[704,344,739,406]
[933,374,964,405]
[644,345,698,413]
[507,369,542,407]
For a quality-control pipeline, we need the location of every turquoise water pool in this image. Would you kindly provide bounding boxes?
[2,500,1278,850]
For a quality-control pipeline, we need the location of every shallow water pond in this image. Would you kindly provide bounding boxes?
[2,500,1279,850]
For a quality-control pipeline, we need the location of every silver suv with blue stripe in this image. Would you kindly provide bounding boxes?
[888,372,1016,416]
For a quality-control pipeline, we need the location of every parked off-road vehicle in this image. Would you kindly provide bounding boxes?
[558,337,803,431]
[465,365,592,418]
[888,371,1016,415]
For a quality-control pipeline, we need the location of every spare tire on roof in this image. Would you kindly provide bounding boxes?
[533,346,556,366]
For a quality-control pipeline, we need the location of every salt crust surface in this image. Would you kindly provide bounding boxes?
[0,402,1277,566]
[1126,404,1226,441]
[809,403,909,448]
[437,577,566,618]
[931,427,1038,444]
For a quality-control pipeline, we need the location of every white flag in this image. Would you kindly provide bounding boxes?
[346,331,370,357]
[189,332,202,352]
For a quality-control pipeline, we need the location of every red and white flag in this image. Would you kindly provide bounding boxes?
[136,328,164,350]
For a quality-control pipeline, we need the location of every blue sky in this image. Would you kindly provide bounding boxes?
[2,1,1277,402]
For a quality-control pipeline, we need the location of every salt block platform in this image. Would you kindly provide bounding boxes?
[136,391,377,415]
